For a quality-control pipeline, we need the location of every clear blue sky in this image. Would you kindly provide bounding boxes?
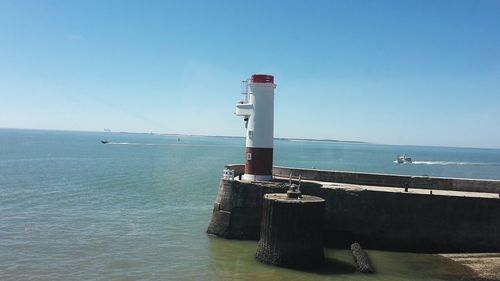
[1,0,499,148]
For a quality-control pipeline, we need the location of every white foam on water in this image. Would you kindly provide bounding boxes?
[107,142,165,146]
[105,142,241,148]
[395,160,500,166]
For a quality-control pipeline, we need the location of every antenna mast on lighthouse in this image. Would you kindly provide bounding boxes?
[235,74,276,181]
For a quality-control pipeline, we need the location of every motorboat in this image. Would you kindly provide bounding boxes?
[396,154,412,164]
[101,140,109,144]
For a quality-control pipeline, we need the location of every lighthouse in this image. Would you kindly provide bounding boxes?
[235,74,276,181]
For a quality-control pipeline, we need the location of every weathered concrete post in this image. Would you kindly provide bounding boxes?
[350,243,375,273]
[255,193,325,269]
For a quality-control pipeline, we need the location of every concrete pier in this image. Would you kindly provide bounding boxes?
[207,164,500,253]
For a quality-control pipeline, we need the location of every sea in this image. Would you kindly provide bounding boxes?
[1,128,499,281]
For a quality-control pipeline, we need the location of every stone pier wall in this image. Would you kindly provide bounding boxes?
[207,165,500,253]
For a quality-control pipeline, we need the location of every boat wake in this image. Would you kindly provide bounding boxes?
[394,160,499,166]
[106,142,167,146]
[103,142,238,148]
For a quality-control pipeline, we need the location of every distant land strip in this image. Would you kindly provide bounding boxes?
[0,127,368,144]
[114,131,369,144]
[274,137,368,144]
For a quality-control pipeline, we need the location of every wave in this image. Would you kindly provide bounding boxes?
[394,160,499,166]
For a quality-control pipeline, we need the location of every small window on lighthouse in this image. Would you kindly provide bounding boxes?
[248,130,254,139]
[246,153,252,161]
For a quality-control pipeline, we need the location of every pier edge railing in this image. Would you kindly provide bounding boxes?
[224,164,500,193]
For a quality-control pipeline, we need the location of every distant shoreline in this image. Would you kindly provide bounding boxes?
[274,137,367,144]
[157,133,368,144]
[2,127,500,150]
[0,127,367,145]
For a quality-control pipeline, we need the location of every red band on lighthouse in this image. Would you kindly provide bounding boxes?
[251,74,274,84]
[244,147,273,176]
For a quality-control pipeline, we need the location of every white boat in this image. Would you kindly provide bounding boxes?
[396,154,412,164]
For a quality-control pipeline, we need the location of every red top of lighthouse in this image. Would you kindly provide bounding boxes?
[251,74,274,84]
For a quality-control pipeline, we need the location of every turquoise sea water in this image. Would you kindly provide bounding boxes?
[1,129,499,280]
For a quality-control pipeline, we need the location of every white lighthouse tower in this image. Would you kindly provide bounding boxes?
[235,74,276,181]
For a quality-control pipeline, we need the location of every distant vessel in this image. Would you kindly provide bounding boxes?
[101,140,109,144]
[396,154,412,164]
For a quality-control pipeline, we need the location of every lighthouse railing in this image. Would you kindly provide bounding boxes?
[240,80,249,103]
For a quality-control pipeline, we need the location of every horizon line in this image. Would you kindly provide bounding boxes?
[1,126,499,151]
